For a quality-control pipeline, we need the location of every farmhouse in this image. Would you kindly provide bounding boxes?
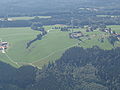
[0,42,9,50]
[115,34,120,40]
[102,28,113,34]
[111,33,120,41]
[86,27,94,32]
[69,31,84,39]
[117,35,120,40]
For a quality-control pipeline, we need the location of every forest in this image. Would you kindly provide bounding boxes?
[0,46,120,90]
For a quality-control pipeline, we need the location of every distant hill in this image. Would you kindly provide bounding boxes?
[0,0,120,15]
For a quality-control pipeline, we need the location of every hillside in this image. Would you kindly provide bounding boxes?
[0,46,120,90]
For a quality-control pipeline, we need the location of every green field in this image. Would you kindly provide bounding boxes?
[107,25,120,33]
[0,16,51,20]
[0,25,77,68]
[0,25,120,68]
[97,15,120,18]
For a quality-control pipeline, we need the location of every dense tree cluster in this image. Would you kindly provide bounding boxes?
[27,22,47,48]
[0,46,120,90]
[0,62,37,90]
[1,8,120,28]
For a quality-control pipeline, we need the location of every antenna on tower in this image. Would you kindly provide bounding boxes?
[71,11,74,33]
[0,38,2,42]
[4,14,8,21]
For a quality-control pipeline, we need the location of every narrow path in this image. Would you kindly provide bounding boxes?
[32,43,78,64]
[4,53,20,67]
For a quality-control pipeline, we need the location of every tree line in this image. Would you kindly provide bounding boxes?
[1,9,120,28]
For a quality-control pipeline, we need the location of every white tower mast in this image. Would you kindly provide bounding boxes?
[71,11,74,33]
[0,38,2,42]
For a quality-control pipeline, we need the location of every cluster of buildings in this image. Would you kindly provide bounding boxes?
[79,8,98,11]
[103,28,120,41]
[69,31,84,39]
[0,18,13,21]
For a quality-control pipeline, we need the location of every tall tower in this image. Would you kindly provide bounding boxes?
[0,38,2,42]
[71,11,74,33]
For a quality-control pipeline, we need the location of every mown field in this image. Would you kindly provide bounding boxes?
[0,25,120,68]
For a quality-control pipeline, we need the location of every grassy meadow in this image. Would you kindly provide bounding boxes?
[0,25,120,68]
